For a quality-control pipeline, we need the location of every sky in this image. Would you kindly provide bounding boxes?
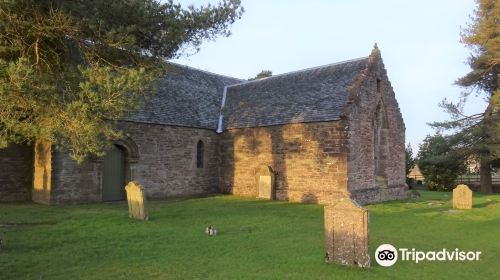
[172,0,487,152]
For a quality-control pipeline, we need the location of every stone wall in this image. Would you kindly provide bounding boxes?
[344,50,408,204]
[220,52,408,205]
[117,122,220,198]
[1,53,408,206]
[0,144,33,202]
[219,122,350,204]
[50,150,102,204]
[46,122,220,204]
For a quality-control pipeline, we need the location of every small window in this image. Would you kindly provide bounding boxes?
[196,140,204,168]
[376,79,381,93]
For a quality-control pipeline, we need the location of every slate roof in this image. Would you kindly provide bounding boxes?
[124,63,243,129]
[222,57,369,129]
[124,57,370,130]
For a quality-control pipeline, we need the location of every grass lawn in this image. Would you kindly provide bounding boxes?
[1,191,499,279]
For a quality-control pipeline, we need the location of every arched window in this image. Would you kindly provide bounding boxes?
[373,101,388,188]
[196,140,204,168]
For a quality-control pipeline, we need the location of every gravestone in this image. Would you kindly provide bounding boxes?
[256,165,275,200]
[453,184,472,209]
[324,198,370,267]
[125,181,148,220]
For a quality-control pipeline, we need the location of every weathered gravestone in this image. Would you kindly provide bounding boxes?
[125,181,148,220]
[324,198,370,267]
[453,184,472,209]
[256,165,275,200]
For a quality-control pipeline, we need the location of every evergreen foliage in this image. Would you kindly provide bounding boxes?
[0,0,243,162]
[429,0,498,192]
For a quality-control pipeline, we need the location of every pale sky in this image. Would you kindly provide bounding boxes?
[172,0,487,152]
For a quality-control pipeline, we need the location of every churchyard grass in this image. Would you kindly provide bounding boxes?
[1,190,499,279]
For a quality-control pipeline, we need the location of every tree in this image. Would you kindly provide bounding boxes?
[248,70,272,81]
[405,143,417,188]
[430,0,499,192]
[405,143,416,176]
[0,0,243,162]
[417,134,468,191]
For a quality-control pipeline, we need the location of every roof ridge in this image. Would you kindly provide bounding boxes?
[167,61,244,83]
[226,56,369,88]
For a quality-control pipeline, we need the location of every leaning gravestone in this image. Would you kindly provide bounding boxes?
[125,181,149,220]
[324,198,370,267]
[453,184,472,209]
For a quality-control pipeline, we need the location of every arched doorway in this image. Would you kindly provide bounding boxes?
[102,145,126,201]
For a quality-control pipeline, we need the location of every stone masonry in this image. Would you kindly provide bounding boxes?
[219,122,349,204]
[0,46,408,205]
[117,122,220,199]
[220,46,407,204]
[344,49,408,204]
[26,123,220,204]
[0,144,32,202]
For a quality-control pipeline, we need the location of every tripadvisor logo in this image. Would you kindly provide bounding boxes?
[375,244,482,267]
[375,244,398,267]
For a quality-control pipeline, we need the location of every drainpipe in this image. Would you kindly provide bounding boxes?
[216,85,228,133]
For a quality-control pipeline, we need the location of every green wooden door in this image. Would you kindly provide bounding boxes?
[102,145,126,201]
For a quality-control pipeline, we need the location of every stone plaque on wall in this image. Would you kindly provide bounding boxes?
[256,165,275,200]
[258,176,272,199]
[453,184,472,209]
[125,181,149,220]
[324,198,370,267]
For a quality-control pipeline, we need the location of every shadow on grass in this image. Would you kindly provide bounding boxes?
[472,200,500,208]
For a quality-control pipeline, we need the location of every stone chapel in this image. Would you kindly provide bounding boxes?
[0,46,408,205]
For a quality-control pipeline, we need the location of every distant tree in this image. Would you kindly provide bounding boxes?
[0,0,243,162]
[405,143,416,176]
[430,0,499,192]
[248,70,272,80]
[417,134,468,191]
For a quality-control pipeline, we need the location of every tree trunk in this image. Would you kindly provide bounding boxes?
[478,99,494,193]
[479,157,493,193]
